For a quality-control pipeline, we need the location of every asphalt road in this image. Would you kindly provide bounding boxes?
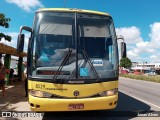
[1,77,160,120]
[118,77,160,111]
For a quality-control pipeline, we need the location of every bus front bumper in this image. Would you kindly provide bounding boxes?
[29,94,118,111]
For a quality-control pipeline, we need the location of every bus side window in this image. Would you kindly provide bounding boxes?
[105,37,113,62]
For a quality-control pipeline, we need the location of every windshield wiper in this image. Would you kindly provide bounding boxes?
[81,50,100,81]
[52,48,73,82]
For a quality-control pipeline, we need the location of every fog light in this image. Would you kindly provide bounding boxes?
[36,105,40,108]
[30,103,34,107]
[109,102,113,106]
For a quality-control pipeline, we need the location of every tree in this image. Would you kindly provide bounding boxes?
[120,57,132,68]
[0,13,11,42]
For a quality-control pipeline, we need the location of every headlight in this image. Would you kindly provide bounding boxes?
[99,88,118,97]
[29,90,52,98]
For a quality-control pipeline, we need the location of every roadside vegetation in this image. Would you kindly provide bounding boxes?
[120,73,160,83]
[120,57,132,69]
[0,13,11,41]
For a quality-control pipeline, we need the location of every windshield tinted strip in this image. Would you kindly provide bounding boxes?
[28,77,118,84]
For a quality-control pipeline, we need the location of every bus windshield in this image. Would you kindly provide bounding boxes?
[30,12,119,81]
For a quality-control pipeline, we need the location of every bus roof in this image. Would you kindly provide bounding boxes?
[36,8,111,17]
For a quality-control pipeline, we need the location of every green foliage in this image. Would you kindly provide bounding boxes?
[0,13,11,42]
[120,74,160,83]
[120,57,132,68]
[0,13,11,28]
[0,33,11,41]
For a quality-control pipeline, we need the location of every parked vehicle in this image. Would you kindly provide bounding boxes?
[121,70,129,74]
[148,71,157,76]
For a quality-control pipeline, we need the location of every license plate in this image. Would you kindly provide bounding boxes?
[69,104,84,110]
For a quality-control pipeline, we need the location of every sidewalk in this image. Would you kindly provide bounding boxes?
[0,80,29,111]
[0,80,44,120]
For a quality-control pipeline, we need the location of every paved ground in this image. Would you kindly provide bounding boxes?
[0,80,29,111]
[119,77,160,110]
[0,80,42,120]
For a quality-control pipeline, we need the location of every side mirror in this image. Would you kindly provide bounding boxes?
[17,26,32,52]
[117,35,124,40]
[117,35,127,58]
[17,34,24,52]
[121,42,127,58]
[27,37,32,67]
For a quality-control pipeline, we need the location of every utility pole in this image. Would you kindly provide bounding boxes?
[64,0,66,8]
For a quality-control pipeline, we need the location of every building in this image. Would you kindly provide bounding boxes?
[131,62,160,74]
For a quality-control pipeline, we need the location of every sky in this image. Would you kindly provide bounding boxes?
[0,0,160,63]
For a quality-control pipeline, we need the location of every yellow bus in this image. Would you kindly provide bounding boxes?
[17,8,119,111]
